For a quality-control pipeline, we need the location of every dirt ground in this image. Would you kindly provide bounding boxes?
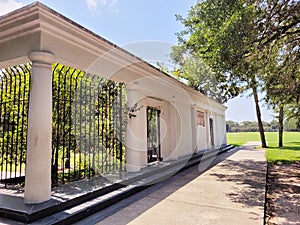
[265,162,300,225]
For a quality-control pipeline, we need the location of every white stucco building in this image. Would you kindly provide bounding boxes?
[0,2,227,204]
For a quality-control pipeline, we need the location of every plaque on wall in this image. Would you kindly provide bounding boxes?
[196,111,205,127]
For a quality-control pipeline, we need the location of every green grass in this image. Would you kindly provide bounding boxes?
[227,132,300,163]
[226,132,261,146]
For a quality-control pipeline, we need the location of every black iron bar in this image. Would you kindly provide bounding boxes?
[119,84,124,170]
[11,67,19,178]
[20,65,30,178]
[53,63,61,186]
[4,72,10,180]
[0,71,5,181]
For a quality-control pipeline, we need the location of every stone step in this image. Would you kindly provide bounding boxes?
[0,145,235,224]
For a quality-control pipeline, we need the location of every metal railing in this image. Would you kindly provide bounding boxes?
[0,63,126,188]
[51,64,126,186]
[0,64,31,185]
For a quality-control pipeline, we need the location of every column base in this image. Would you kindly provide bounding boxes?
[126,164,141,172]
[24,193,51,204]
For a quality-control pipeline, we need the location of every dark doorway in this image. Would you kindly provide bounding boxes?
[147,107,162,163]
[209,118,215,148]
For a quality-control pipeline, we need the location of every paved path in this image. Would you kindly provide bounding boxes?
[76,145,266,225]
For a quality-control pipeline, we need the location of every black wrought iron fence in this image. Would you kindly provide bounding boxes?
[51,64,126,186]
[0,64,31,185]
[0,63,126,188]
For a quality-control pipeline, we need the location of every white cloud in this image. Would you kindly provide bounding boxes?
[86,0,119,13]
[0,0,23,16]
[86,0,98,11]
[109,0,119,13]
[106,0,118,8]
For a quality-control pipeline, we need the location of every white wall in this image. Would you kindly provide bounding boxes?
[196,121,207,151]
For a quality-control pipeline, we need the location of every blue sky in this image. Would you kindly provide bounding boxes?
[0,0,274,122]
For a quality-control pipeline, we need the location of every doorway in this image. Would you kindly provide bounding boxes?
[209,118,215,148]
[147,107,162,163]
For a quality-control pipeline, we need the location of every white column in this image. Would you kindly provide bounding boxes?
[24,51,55,204]
[205,111,211,149]
[191,106,197,153]
[222,115,227,145]
[214,114,219,147]
[125,83,147,172]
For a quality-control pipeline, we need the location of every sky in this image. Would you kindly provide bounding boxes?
[0,0,274,122]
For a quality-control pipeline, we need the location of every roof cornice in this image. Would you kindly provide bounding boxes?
[0,1,226,112]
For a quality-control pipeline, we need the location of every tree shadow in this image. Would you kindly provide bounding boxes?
[209,157,266,208]
[289,142,300,145]
[75,150,241,225]
[279,146,300,151]
[266,162,300,225]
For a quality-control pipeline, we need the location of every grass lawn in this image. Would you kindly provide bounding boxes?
[226,132,300,163]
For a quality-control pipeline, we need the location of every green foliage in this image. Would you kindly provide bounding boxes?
[0,65,31,174]
[0,63,126,185]
[175,0,299,148]
[227,119,299,132]
[284,117,300,131]
[170,48,237,103]
[175,0,258,90]
[175,0,299,89]
[51,63,126,185]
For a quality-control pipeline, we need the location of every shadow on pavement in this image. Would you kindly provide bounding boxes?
[76,150,240,225]
[266,162,300,225]
[210,157,266,208]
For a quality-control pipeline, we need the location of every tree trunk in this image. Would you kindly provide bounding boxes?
[278,106,284,147]
[252,84,267,148]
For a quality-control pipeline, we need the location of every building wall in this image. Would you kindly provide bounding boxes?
[0,2,228,203]
[195,112,208,151]
[129,89,227,171]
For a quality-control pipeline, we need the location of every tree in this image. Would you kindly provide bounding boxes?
[174,0,268,147]
[226,120,277,132]
[284,117,300,131]
[170,46,240,103]
[261,1,300,146]
[226,120,237,132]
[174,0,299,148]
[270,119,279,131]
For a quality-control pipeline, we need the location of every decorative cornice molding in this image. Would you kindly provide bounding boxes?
[0,1,226,113]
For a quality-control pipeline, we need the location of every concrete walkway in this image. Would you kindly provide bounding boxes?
[76,144,267,225]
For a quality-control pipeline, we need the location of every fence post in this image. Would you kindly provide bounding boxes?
[125,83,147,172]
[24,51,55,204]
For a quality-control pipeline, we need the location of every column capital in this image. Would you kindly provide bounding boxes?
[28,51,55,65]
